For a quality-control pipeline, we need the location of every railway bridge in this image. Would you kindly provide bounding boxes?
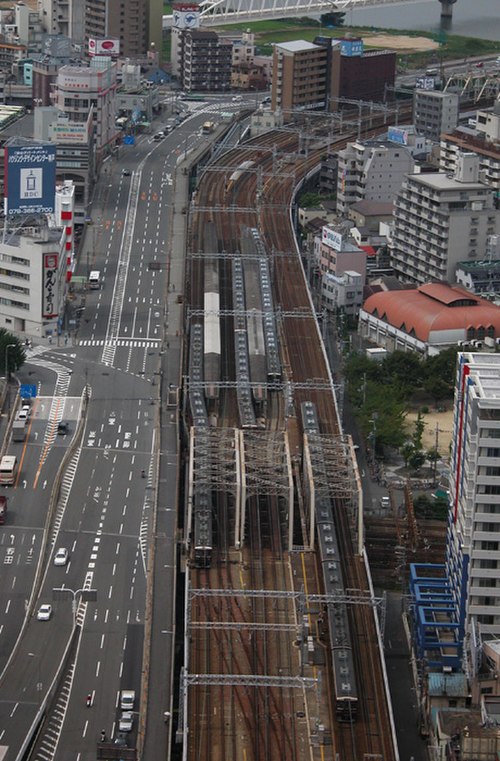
[163,0,458,30]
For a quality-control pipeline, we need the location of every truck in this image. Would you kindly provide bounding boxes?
[120,690,135,711]
[12,419,27,442]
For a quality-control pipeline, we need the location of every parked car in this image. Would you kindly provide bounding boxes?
[119,712,134,732]
[54,547,69,566]
[380,496,391,509]
[37,604,52,621]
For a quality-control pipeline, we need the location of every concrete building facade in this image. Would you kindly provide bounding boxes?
[336,139,414,214]
[271,40,340,116]
[181,29,232,92]
[390,155,499,285]
[82,0,163,58]
[414,89,459,142]
[447,352,500,640]
[53,57,118,163]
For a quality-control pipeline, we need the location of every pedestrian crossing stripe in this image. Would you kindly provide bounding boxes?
[78,339,161,347]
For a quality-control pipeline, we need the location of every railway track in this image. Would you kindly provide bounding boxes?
[184,118,398,761]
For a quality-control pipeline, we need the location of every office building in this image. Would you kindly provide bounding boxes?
[336,138,414,214]
[414,89,459,142]
[391,155,499,285]
[38,0,84,45]
[339,49,396,102]
[82,0,163,58]
[52,57,118,163]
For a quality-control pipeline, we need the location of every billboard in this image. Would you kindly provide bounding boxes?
[88,38,120,57]
[42,253,58,319]
[322,226,343,251]
[388,127,409,146]
[172,3,200,28]
[4,144,56,216]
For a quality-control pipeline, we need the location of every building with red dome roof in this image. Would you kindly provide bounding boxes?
[359,282,500,356]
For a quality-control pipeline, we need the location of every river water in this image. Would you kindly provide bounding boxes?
[347,0,500,42]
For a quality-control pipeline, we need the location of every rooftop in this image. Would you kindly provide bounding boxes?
[277,40,321,53]
[408,171,488,191]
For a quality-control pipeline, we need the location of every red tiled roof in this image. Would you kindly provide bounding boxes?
[363,283,500,342]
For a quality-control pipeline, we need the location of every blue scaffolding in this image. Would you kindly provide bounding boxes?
[409,558,468,670]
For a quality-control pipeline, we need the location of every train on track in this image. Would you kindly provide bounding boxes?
[301,401,358,723]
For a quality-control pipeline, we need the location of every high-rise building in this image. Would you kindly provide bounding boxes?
[271,40,340,116]
[390,155,499,285]
[336,138,414,215]
[448,352,500,642]
[181,30,232,92]
[53,57,117,163]
[414,89,459,142]
[38,0,85,46]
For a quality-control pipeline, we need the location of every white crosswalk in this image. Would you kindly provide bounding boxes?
[78,338,161,348]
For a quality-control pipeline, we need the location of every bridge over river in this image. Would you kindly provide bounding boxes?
[163,0,457,30]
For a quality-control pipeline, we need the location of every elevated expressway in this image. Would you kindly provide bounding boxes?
[182,116,399,759]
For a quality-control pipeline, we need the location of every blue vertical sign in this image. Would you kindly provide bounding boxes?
[4,144,56,216]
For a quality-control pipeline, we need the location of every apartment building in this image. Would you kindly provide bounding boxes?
[336,138,414,214]
[339,49,396,102]
[38,0,84,45]
[447,352,500,641]
[440,101,500,199]
[182,29,232,92]
[271,40,339,115]
[53,57,117,162]
[391,154,499,285]
[414,89,459,142]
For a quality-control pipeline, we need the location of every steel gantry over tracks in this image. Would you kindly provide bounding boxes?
[163,0,435,28]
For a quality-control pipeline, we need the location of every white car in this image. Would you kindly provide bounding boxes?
[54,547,69,566]
[37,604,52,621]
[232,95,243,102]
[118,712,134,732]
[380,496,391,509]
[17,405,30,421]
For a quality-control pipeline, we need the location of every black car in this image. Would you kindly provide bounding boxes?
[122,168,131,176]
[114,733,128,747]
[57,422,68,435]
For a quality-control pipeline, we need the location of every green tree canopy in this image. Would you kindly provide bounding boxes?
[0,330,25,376]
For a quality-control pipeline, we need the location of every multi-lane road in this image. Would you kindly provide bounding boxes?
[0,97,247,761]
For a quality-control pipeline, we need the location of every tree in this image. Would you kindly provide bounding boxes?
[320,11,345,27]
[408,448,426,472]
[0,330,25,377]
[383,351,424,394]
[423,376,451,406]
[412,411,426,451]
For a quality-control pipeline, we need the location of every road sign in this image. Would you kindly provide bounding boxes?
[20,384,37,399]
[123,135,135,145]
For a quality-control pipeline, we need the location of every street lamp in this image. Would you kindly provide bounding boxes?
[53,586,97,628]
[5,343,16,381]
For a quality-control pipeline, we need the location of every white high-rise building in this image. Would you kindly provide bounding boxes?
[448,352,500,641]
[390,154,499,284]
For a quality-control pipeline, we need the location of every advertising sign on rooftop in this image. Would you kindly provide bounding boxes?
[322,226,343,251]
[88,38,120,57]
[172,3,200,28]
[4,144,56,216]
[387,127,409,146]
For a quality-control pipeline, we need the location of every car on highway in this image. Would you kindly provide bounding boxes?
[37,604,52,621]
[122,168,131,176]
[57,421,68,435]
[118,712,134,732]
[232,95,243,102]
[153,132,165,141]
[17,404,31,421]
[54,547,69,566]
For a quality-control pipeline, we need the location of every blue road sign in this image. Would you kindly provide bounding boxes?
[20,384,37,399]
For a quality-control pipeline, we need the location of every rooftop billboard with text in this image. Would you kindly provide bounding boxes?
[4,144,56,216]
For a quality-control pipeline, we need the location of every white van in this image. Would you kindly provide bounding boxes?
[88,270,101,290]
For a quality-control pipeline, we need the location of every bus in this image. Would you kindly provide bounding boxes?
[0,456,17,485]
[201,121,215,135]
[88,271,101,290]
